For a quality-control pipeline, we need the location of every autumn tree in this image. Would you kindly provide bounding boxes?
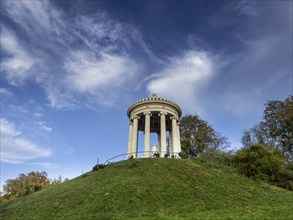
[1,171,50,202]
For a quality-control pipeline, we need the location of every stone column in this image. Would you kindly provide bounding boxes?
[171,116,178,153]
[169,131,173,155]
[127,121,133,156]
[177,122,181,153]
[159,112,167,157]
[157,133,161,155]
[144,111,151,158]
[131,115,140,158]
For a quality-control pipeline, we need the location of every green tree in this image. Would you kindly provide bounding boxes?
[179,114,230,154]
[263,96,293,159]
[241,96,293,161]
[51,175,69,185]
[241,122,270,147]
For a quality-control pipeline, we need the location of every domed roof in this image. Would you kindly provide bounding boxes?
[127,94,182,118]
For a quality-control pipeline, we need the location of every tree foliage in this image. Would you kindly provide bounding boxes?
[1,172,68,204]
[241,96,293,161]
[235,144,282,180]
[179,114,230,154]
[1,172,50,203]
[235,144,293,190]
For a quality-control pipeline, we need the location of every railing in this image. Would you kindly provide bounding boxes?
[103,151,181,165]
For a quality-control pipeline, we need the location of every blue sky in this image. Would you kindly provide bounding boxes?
[1,0,292,189]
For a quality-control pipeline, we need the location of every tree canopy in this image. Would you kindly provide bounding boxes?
[179,114,230,154]
[1,172,50,201]
[1,171,68,204]
[241,96,293,161]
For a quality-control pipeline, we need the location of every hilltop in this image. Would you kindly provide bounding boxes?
[1,158,292,219]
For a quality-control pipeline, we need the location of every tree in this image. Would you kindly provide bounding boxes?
[51,175,69,185]
[263,96,293,159]
[241,122,270,147]
[179,114,230,154]
[1,171,69,204]
[241,96,293,161]
[2,171,50,199]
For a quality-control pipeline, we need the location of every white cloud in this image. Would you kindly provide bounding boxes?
[3,0,51,33]
[45,86,78,110]
[0,27,36,84]
[36,121,53,133]
[0,118,20,137]
[33,112,43,118]
[147,51,214,114]
[40,125,52,133]
[1,0,143,110]
[65,51,138,93]
[0,118,52,164]
[73,13,129,53]
[9,105,29,114]
[0,88,13,96]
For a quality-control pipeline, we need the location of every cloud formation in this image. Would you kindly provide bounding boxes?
[0,27,36,85]
[1,0,142,109]
[36,121,53,133]
[0,118,52,163]
[0,88,12,96]
[2,0,289,117]
[64,51,138,97]
[147,51,214,114]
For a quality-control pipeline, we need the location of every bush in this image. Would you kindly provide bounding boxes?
[92,164,106,171]
[179,151,189,159]
[235,144,293,190]
[197,148,235,168]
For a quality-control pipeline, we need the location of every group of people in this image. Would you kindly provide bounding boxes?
[155,152,177,158]
[153,152,160,158]
[127,152,179,160]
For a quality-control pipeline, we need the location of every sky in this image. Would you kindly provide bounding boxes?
[0,0,292,189]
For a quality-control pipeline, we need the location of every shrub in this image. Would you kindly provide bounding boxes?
[92,164,106,171]
[235,144,293,190]
[197,148,235,168]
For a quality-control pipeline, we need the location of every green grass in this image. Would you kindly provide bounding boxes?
[1,158,292,219]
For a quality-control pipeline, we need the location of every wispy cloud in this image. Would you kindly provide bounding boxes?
[147,51,214,114]
[36,121,53,133]
[28,162,58,169]
[0,26,36,85]
[3,0,52,33]
[233,1,260,17]
[0,118,52,164]
[214,30,292,117]
[65,51,137,93]
[0,88,13,96]
[0,118,21,137]
[1,0,143,109]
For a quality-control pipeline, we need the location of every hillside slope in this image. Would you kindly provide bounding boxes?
[1,158,292,219]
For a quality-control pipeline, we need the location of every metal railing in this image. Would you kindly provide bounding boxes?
[103,151,181,165]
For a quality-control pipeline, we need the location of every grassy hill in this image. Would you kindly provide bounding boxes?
[1,158,292,219]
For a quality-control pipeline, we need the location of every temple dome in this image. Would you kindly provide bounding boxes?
[127,94,182,118]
